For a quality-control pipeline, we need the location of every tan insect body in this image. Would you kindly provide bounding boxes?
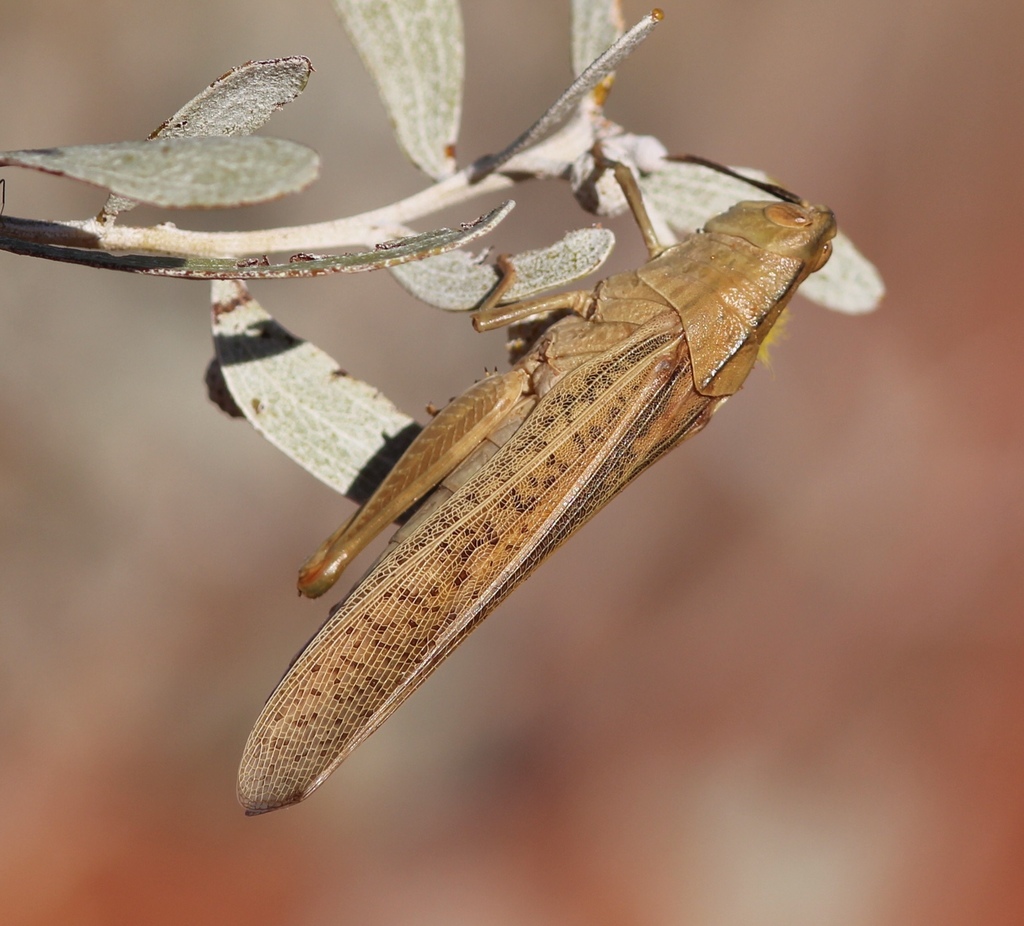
[238,166,837,814]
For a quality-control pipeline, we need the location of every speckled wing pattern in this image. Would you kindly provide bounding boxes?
[238,316,710,813]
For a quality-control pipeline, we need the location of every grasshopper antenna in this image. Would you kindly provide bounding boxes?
[668,154,803,204]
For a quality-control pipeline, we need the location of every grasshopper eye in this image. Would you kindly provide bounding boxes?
[808,239,833,272]
[764,202,811,227]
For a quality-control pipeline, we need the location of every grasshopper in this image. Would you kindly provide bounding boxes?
[237,161,836,814]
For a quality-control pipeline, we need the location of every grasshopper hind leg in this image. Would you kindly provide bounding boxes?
[298,367,531,598]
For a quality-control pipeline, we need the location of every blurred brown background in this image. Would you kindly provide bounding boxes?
[2,1,1022,923]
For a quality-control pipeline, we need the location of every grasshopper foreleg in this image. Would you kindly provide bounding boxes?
[472,255,593,332]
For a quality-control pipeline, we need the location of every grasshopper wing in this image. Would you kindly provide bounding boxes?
[239,316,707,813]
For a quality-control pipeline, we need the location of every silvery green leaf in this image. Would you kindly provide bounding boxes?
[103,57,314,217]
[212,280,418,499]
[638,158,776,233]
[799,235,885,314]
[571,0,624,78]
[0,138,319,208]
[639,159,884,314]
[0,201,513,278]
[152,56,313,139]
[334,0,462,180]
[390,226,615,310]
[473,10,662,179]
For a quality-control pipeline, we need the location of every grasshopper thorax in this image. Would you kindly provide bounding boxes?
[636,199,838,398]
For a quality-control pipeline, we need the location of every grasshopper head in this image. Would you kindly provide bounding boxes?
[678,200,837,397]
[705,200,836,273]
